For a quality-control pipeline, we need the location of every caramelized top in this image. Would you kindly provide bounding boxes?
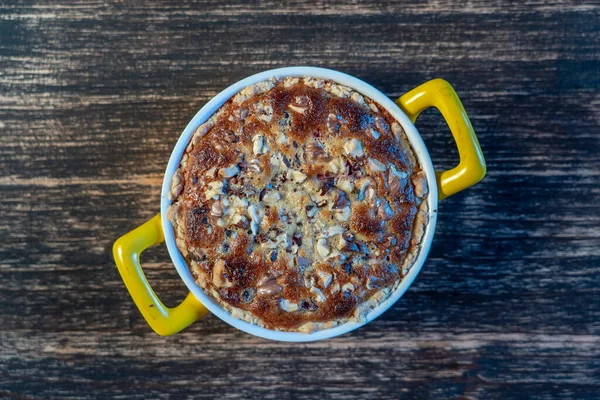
[168,77,427,331]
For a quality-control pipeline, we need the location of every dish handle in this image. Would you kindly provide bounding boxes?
[396,79,486,200]
[113,214,208,335]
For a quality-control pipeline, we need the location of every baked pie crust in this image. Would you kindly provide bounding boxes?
[168,77,428,332]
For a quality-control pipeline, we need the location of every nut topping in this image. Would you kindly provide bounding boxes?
[305,204,318,218]
[256,101,274,123]
[335,206,351,222]
[377,200,394,221]
[317,239,330,258]
[374,116,389,133]
[280,298,299,312]
[367,158,386,173]
[262,191,281,204]
[412,171,428,198]
[326,113,342,133]
[310,287,326,302]
[219,164,240,178]
[305,142,330,163]
[289,95,311,114]
[336,177,354,193]
[351,92,367,107]
[257,279,282,295]
[232,107,248,121]
[332,191,350,209]
[252,134,268,155]
[342,283,355,292]
[316,269,333,288]
[288,169,307,183]
[210,200,224,217]
[344,138,364,157]
[212,259,232,288]
[391,122,403,142]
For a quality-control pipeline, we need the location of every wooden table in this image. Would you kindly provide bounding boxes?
[2,1,599,398]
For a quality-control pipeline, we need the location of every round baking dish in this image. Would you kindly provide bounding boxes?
[113,67,486,342]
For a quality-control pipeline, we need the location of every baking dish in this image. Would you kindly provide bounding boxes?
[113,67,486,342]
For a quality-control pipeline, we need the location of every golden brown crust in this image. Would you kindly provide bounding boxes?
[168,77,428,332]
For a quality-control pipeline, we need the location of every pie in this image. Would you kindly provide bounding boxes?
[167,76,428,332]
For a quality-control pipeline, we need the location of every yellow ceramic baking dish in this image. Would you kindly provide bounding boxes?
[113,67,485,341]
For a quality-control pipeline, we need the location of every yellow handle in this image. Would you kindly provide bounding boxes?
[113,213,208,336]
[396,79,486,200]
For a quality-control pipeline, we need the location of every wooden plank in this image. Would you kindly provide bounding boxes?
[0,0,599,398]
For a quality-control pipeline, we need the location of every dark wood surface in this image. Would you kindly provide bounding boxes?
[1,1,599,398]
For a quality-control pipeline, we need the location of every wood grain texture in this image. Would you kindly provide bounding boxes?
[1,0,599,398]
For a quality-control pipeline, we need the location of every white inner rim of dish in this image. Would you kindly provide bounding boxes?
[160,67,438,342]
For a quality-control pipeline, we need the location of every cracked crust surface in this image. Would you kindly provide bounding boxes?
[168,77,429,332]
